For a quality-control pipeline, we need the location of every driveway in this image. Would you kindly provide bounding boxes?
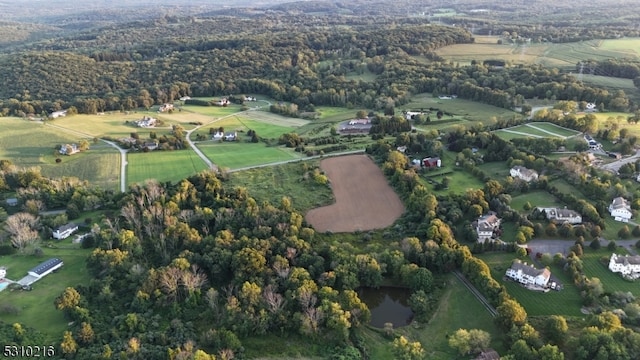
[527,239,638,256]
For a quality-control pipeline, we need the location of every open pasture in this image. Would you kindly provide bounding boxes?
[227,160,334,212]
[494,122,579,140]
[581,74,638,91]
[477,252,583,317]
[305,155,405,232]
[406,93,520,125]
[51,112,191,138]
[127,150,207,185]
[179,102,244,117]
[199,142,300,170]
[196,116,297,140]
[0,247,93,342]
[0,118,120,190]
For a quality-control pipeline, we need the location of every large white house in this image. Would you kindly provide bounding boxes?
[609,253,640,278]
[52,223,78,240]
[510,166,538,182]
[538,207,582,224]
[475,212,501,242]
[609,197,632,222]
[505,260,551,287]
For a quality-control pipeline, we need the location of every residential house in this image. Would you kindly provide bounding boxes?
[423,157,441,168]
[27,258,63,279]
[0,267,6,280]
[244,96,256,102]
[538,207,582,224]
[179,96,191,101]
[505,260,551,287]
[348,118,370,125]
[585,102,597,112]
[5,198,18,207]
[214,98,230,106]
[224,132,237,141]
[212,131,225,141]
[134,116,157,128]
[49,110,67,119]
[159,103,174,112]
[143,141,158,151]
[404,111,424,120]
[475,212,501,242]
[609,197,632,222]
[52,223,78,240]
[609,253,640,278]
[59,143,79,155]
[510,166,538,182]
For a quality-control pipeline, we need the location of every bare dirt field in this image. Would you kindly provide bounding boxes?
[305,155,405,232]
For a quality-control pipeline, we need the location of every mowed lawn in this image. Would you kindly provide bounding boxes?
[527,122,581,137]
[581,248,640,296]
[0,246,93,342]
[50,111,182,138]
[43,146,121,191]
[406,93,520,124]
[510,190,562,212]
[477,252,583,317]
[180,102,244,117]
[199,142,301,170]
[127,150,208,185]
[195,117,297,141]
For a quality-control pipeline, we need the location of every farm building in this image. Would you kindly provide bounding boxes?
[26,258,63,281]
[538,207,582,224]
[422,157,441,168]
[510,166,538,182]
[475,212,501,242]
[609,197,632,222]
[49,110,68,118]
[609,253,640,278]
[505,260,550,287]
[52,223,78,240]
[348,118,370,125]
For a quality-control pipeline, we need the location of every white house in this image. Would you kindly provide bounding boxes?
[52,223,78,240]
[49,110,68,119]
[214,98,230,106]
[609,253,640,278]
[59,143,79,155]
[27,258,63,279]
[0,267,6,280]
[510,166,538,182]
[158,103,174,112]
[505,260,551,287]
[212,131,225,141]
[538,207,582,224]
[179,96,191,101]
[609,197,632,222]
[475,212,501,242]
[134,116,157,128]
[224,132,237,141]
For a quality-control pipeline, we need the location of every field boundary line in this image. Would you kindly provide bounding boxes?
[524,123,567,139]
[497,129,543,138]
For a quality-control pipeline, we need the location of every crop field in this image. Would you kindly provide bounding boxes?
[581,248,640,296]
[581,74,638,91]
[305,155,405,232]
[227,160,334,212]
[395,274,506,360]
[434,41,548,66]
[127,150,208,185]
[477,252,583,317]
[0,246,93,342]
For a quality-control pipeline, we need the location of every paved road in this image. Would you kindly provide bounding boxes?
[599,149,640,173]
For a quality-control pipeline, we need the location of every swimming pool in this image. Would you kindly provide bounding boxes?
[0,282,9,292]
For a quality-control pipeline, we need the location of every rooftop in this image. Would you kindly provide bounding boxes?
[28,258,63,276]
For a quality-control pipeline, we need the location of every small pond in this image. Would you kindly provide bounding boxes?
[358,286,413,328]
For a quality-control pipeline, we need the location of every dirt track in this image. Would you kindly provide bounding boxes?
[305,155,405,232]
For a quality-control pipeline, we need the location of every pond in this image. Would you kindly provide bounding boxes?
[358,286,413,328]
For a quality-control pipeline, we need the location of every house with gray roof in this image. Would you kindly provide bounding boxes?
[475,212,501,242]
[609,253,640,278]
[538,207,582,224]
[505,260,550,287]
[609,197,632,222]
[509,166,538,182]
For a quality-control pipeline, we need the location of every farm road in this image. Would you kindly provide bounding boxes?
[44,122,128,193]
[227,149,365,173]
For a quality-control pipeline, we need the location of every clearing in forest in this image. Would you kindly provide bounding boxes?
[305,155,404,232]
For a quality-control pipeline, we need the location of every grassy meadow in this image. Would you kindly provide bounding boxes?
[199,142,301,170]
[227,160,334,212]
[0,244,93,342]
[580,248,640,296]
[127,150,208,185]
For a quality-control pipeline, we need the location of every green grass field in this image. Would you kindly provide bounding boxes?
[0,245,93,342]
[0,118,121,190]
[581,248,640,296]
[127,150,208,185]
[528,122,581,137]
[477,252,584,317]
[581,75,639,91]
[226,160,333,212]
[199,142,301,170]
[50,112,192,138]
[180,103,244,117]
[194,116,298,141]
[510,191,562,212]
[395,274,506,359]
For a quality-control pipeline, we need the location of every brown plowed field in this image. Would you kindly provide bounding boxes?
[305,155,405,232]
